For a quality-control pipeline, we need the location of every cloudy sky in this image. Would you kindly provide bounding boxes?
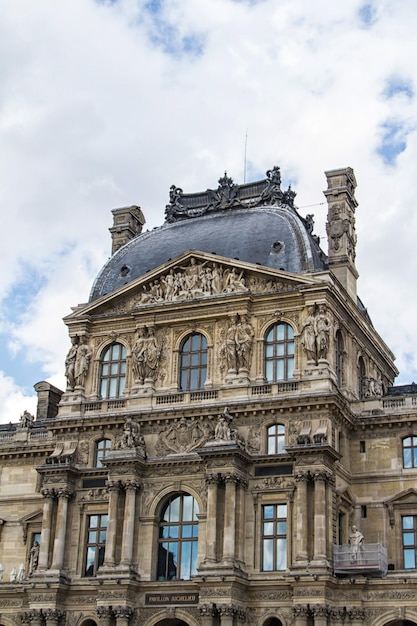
[0,0,416,424]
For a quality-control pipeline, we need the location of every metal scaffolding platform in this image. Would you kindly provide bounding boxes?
[333,543,388,576]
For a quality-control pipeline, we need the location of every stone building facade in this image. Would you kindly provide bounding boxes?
[1,166,417,626]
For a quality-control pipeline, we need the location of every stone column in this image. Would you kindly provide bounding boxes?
[113,606,134,626]
[294,471,309,563]
[204,474,219,564]
[97,607,112,626]
[235,478,247,567]
[120,480,139,566]
[104,480,121,567]
[51,488,72,570]
[222,473,237,565]
[313,471,328,563]
[44,609,63,626]
[312,605,329,626]
[292,606,310,626]
[38,488,55,570]
[200,605,217,626]
[25,609,43,626]
[347,608,366,626]
[219,605,236,626]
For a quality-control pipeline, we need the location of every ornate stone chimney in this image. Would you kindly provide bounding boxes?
[109,205,145,255]
[324,167,358,301]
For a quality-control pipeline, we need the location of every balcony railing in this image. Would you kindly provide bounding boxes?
[333,543,387,576]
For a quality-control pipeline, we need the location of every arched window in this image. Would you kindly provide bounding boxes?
[358,356,366,398]
[95,438,112,468]
[99,343,127,399]
[157,493,199,581]
[265,323,294,382]
[267,424,285,454]
[403,436,417,468]
[179,333,207,391]
[335,331,344,387]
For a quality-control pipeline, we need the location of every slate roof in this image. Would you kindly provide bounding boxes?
[89,168,327,301]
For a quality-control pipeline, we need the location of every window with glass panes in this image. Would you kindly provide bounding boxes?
[402,515,417,569]
[95,438,112,468]
[84,514,107,576]
[403,437,417,468]
[267,424,285,454]
[157,493,199,581]
[179,333,207,391]
[99,343,126,399]
[262,503,287,571]
[265,324,294,382]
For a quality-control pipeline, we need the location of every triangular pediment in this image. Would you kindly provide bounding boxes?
[384,488,417,507]
[66,250,320,320]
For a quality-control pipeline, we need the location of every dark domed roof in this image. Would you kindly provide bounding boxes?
[90,169,326,302]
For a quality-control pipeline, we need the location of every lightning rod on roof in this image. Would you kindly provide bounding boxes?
[244,129,248,184]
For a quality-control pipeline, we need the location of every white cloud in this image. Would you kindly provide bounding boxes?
[1,0,417,422]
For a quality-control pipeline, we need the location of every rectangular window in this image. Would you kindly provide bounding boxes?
[360,440,366,453]
[262,503,287,571]
[84,513,107,576]
[402,515,417,569]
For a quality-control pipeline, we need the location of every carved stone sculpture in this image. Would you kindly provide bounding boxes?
[18,410,34,429]
[65,335,79,390]
[28,541,40,575]
[300,304,332,364]
[220,313,254,374]
[74,335,92,388]
[155,417,208,456]
[132,326,161,383]
[117,418,146,456]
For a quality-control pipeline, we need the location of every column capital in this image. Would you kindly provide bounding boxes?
[311,604,330,618]
[41,487,57,498]
[295,470,310,483]
[113,606,134,620]
[292,605,310,618]
[312,470,332,483]
[97,607,112,619]
[200,604,218,618]
[57,487,74,499]
[43,609,64,624]
[123,479,141,492]
[205,472,221,485]
[21,610,43,625]
[107,480,123,493]
[347,608,366,621]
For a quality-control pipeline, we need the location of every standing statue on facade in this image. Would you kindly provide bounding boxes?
[300,304,332,364]
[65,335,79,390]
[349,525,364,562]
[29,540,40,575]
[221,313,254,374]
[132,326,161,383]
[74,335,92,388]
[18,410,34,429]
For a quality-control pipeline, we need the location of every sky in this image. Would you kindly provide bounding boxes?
[0,0,417,424]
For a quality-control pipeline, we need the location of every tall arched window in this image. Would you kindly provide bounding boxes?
[179,333,207,391]
[99,343,127,399]
[95,438,112,468]
[265,323,294,382]
[335,331,344,387]
[267,424,285,454]
[157,493,199,581]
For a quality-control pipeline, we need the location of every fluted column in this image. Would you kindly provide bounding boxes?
[292,605,310,626]
[51,488,72,570]
[120,480,139,566]
[104,480,122,567]
[222,473,237,564]
[294,471,309,563]
[204,474,219,563]
[313,471,328,562]
[38,488,55,570]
